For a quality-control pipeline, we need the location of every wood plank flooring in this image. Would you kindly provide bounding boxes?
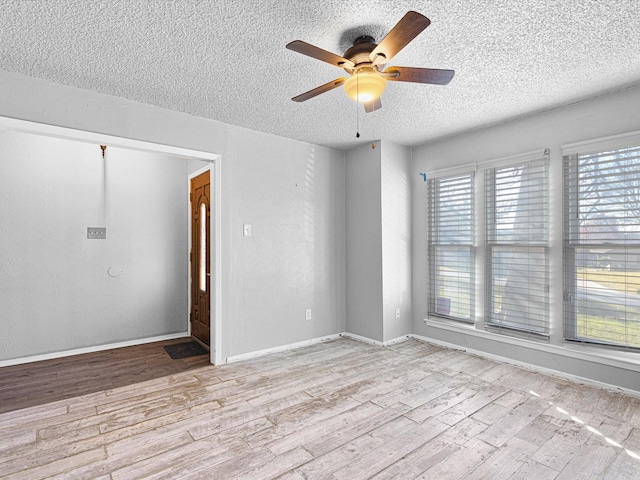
[0,338,210,414]
[1,338,639,479]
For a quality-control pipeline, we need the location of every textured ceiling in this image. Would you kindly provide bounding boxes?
[2,1,640,150]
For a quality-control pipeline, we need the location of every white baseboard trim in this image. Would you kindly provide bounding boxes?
[410,334,640,399]
[0,332,190,368]
[384,335,412,346]
[225,332,410,363]
[340,332,384,346]
[226,332,410,363]
[225,334,342,364]
[341,332,412,347]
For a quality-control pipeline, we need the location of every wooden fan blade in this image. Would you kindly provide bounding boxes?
[364,98,382,113]
[370,11,431,66]
[292,78,346,102]
[384,66,455,85]
[286,40,355,68]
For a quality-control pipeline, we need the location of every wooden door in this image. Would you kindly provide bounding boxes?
[190,170,211,346]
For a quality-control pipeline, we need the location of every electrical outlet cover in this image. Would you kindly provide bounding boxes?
[87,227,106,239]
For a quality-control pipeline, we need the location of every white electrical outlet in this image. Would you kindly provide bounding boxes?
[395,308,401,319]
[305,309,312,321]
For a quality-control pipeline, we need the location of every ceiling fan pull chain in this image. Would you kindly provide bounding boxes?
[356,75,360,138]
[372,110,377,148]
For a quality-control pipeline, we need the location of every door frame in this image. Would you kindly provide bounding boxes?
[0,115,223,366]
[188,163,222,365]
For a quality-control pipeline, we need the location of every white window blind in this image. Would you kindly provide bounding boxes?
[428,173,475,322]
[563,144,640,350]
[485,157,549,336]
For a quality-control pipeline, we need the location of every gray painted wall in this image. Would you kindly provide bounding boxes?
[411,85,640,392]
[345,141,413,344]
[222,127,346,357]
[0,70,346,362]
[346,143,383,341]
[381,141,412,342]
[2,68,638,394]
[0,131,188,360]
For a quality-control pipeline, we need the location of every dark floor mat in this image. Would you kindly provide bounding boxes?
[163,341,208,359]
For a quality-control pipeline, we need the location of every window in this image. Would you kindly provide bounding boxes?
[428,173,475,322]
[485,157,549,336]
[564,144,640,349]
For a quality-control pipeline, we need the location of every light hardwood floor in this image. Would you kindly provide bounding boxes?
[1,338,639,479]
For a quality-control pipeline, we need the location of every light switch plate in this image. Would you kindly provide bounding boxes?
[243,224,252,237]
[87,227,106,239]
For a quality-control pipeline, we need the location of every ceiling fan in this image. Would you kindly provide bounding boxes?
[286,11,454,113]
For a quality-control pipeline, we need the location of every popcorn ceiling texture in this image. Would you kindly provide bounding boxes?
[1,0,640,150]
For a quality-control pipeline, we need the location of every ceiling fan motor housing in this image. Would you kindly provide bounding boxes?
[342,36,379,73]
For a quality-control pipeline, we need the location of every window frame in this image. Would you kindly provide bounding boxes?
[427,171,476,323]
[563,141,640,351]
[484,157,550,338]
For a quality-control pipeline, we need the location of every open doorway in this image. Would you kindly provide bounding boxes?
[0,116,222,367]
[187,163,221,365]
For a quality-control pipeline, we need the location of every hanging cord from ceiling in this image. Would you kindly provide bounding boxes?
[355,74,360,138]
[371,107,377,149]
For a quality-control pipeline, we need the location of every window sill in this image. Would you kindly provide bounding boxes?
[424,317,640,372]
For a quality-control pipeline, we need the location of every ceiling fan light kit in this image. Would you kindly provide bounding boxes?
[344,68,387,102]
[287,11,454,113]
